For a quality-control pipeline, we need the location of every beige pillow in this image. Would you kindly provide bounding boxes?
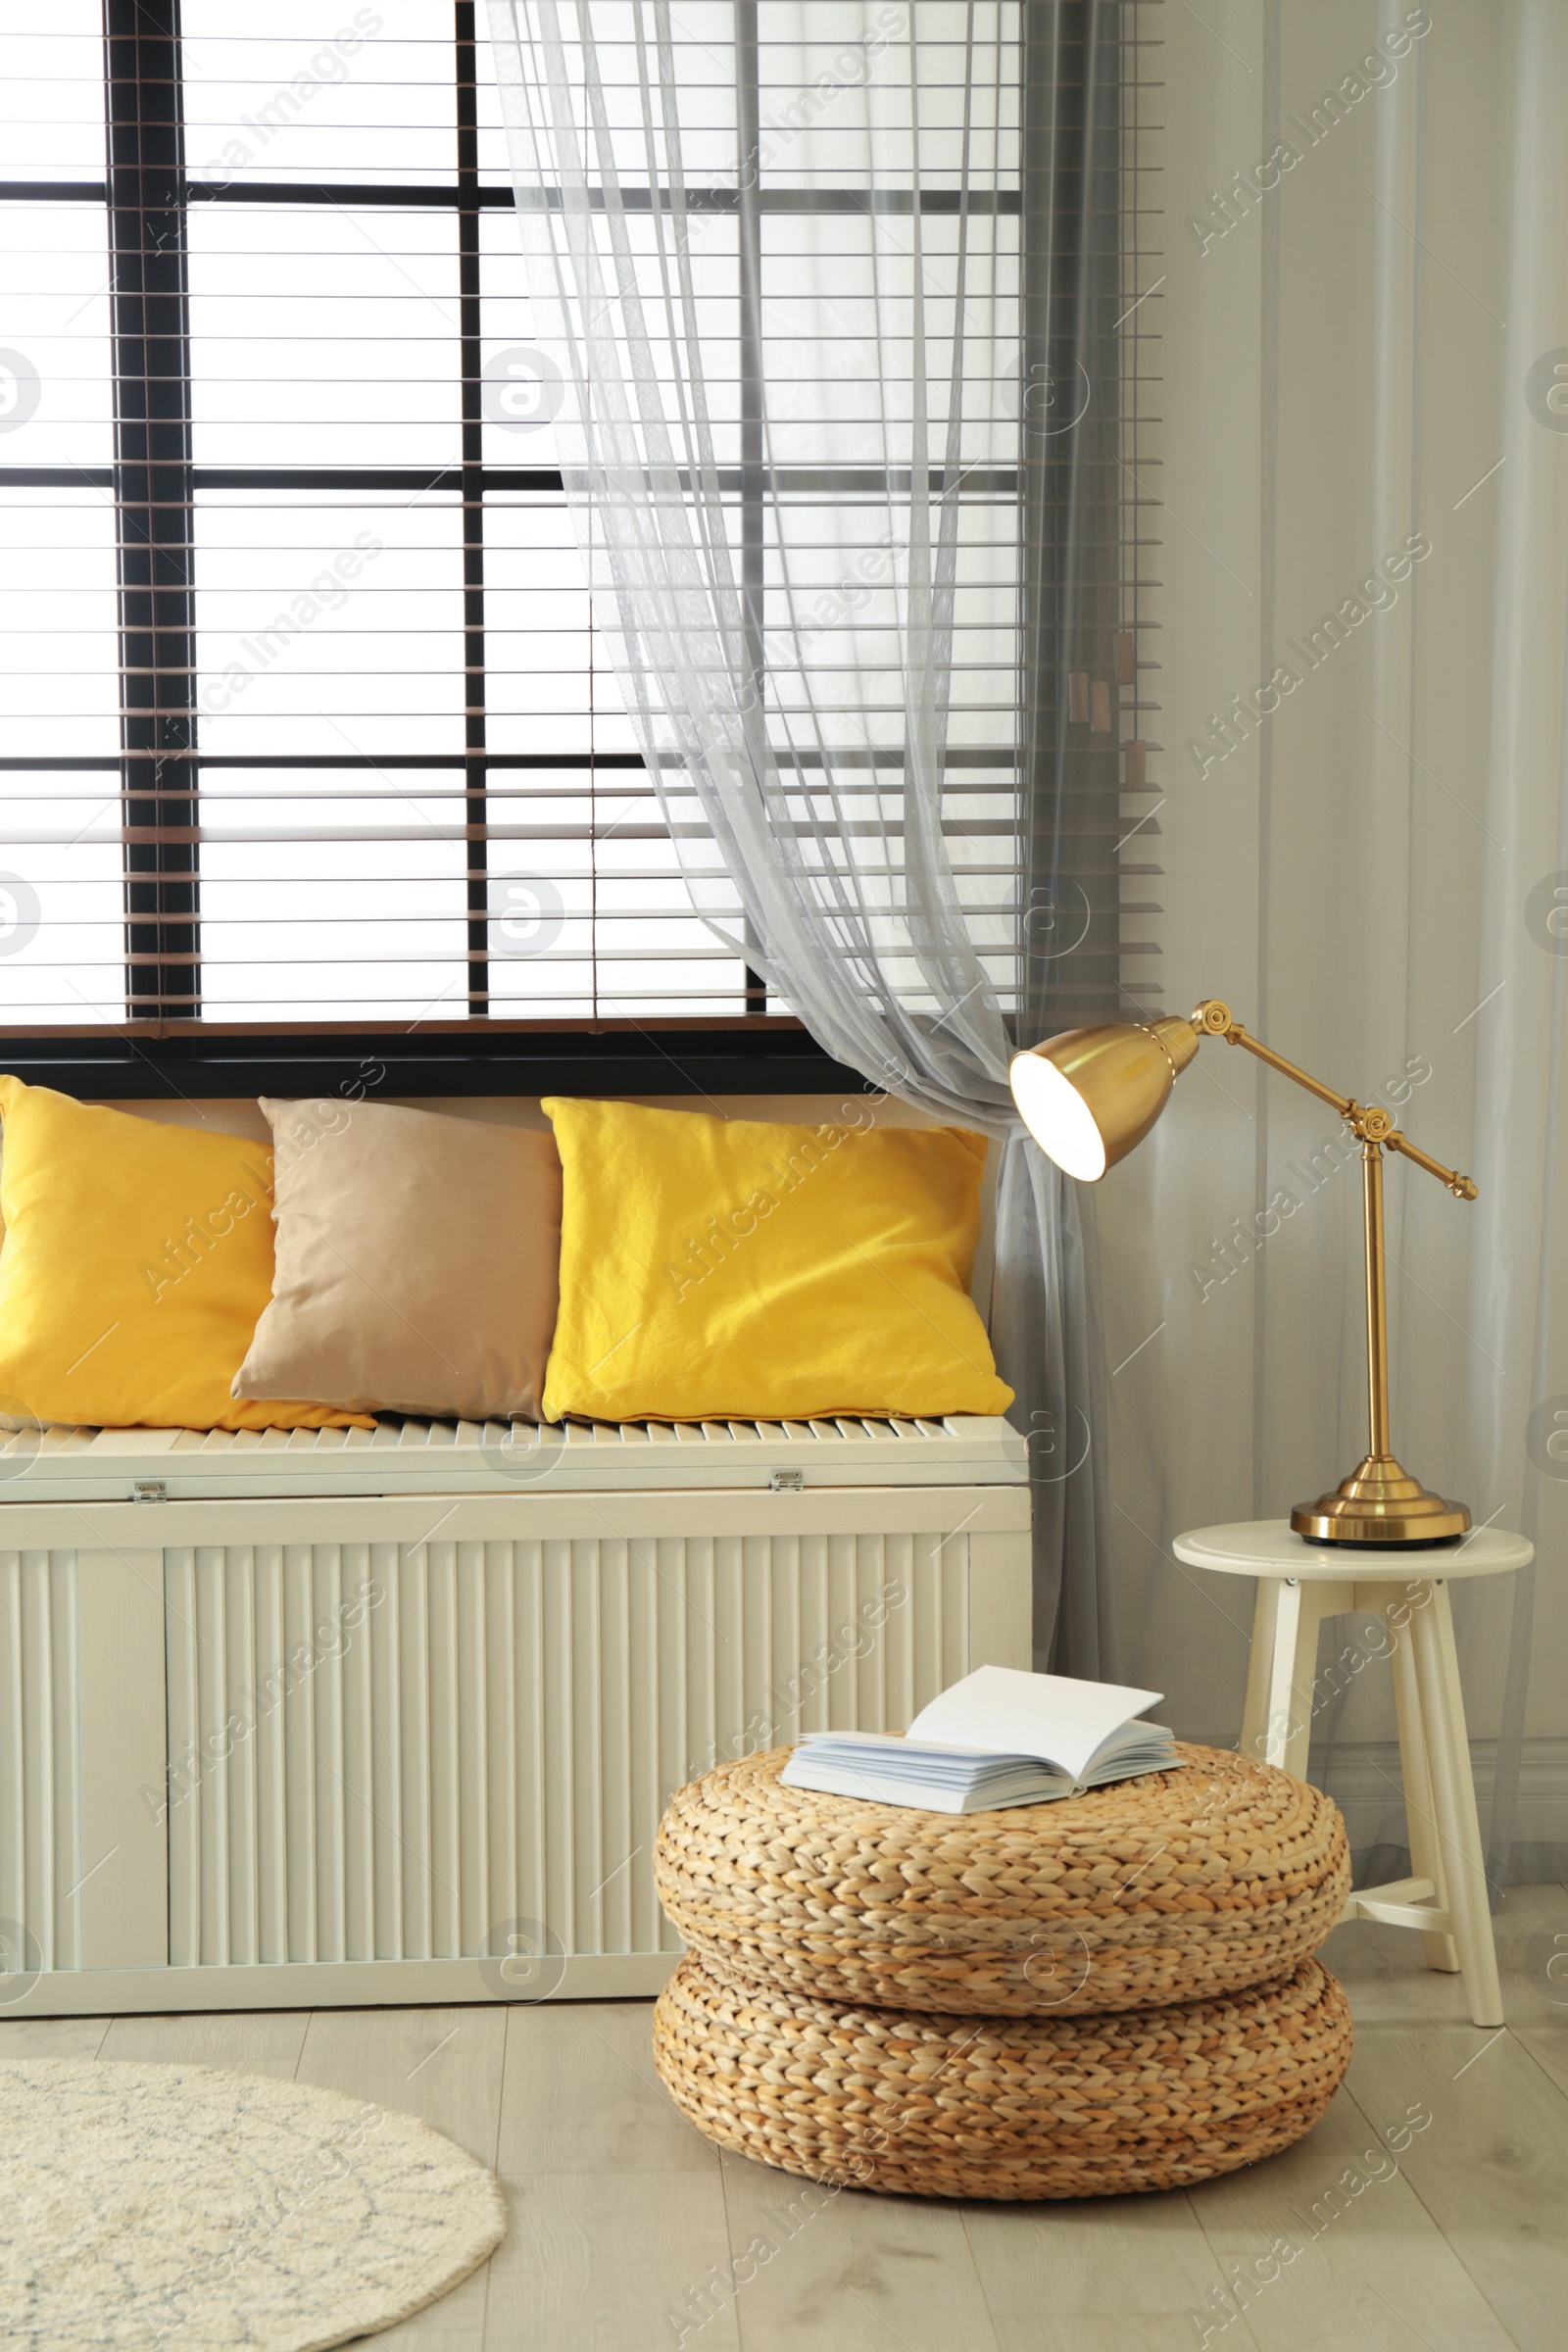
[233,1099,562,1421]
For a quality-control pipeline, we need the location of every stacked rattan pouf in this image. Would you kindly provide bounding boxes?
[653,1742,1353,2198]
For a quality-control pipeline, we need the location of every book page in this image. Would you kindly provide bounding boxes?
[907,1666,1165,1783]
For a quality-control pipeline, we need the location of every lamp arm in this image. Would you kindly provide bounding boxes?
[1191,1000,1477,1201]
[1383,1128,1479,1201]
[1211,1018,1353,1118]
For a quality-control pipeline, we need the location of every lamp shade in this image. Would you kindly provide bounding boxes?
[1008,1018,1200,1180]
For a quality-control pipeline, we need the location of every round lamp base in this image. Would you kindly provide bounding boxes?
[1291,1455,1470,1547]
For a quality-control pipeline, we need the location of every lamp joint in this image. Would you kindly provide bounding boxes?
[1192,999,1235,1036]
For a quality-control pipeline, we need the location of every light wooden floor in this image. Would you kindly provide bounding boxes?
[5,1887,1568,2351]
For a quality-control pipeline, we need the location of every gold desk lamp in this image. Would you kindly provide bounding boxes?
[1009,999,1478,1547]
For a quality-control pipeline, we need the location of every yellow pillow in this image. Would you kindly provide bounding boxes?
[0,1076,367,1431]
[540,1097,1013,1422]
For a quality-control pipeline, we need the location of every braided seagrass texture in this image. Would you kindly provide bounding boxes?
[653,1951,1352,2199]
[655,1743,1350,2017]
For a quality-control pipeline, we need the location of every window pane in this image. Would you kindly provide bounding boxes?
[199,770,466,1023]
[0,488,119,760]
[0,773,125,1025]
[0,201,113,466]
[474,7,740,190]
[194,494,465,759]
[483,761,748,1020]
[479,206,742,470]
[0,8,105,184]
[181,3,456,189]
[189,206,461,469]
[484,494,632,756]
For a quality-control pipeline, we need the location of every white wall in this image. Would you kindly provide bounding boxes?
[1095,0,1568,1865]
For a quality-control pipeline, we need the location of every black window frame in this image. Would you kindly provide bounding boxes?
[0,2,1149,1101]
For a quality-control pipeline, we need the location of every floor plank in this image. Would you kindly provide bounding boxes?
[295,2002,508,2168]
[1317,1917,1480,2032]
[340,2313,481,2352]
[1493,1883,1568,2098]
[1343,2021,1568,2349]
[338,2278,485,2352]
[1180,2076,1517,2351]
[993,2323,1259,2352]
[718,2147,1002,2352]
[97,2008,309,2076]
[0,2013,111,2060]
[964,2186,1225,2324]
[498,1995,715,2175]
[341,2334,477,2352]
[484,2173,742,2352]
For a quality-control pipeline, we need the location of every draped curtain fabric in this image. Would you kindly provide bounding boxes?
[486,1,1122,1663]
[1106,0,1566,1886]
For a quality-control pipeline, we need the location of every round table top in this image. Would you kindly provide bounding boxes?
[1172,1518,1531,1581]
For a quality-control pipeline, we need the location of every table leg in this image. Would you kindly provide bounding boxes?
[1387,1598,1460,1973]
[1259,1580,1324,1779]
[1240,1580,1282,1761]
[1409,1582,1503,2028]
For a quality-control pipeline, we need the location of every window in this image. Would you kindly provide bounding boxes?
[0,2,1155,1087]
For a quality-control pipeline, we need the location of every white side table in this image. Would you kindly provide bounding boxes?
[1173,1520,1531,2030]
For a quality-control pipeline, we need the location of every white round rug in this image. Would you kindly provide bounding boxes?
[0,2059,508,2351]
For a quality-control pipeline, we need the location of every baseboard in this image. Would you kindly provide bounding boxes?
[5,1952,682,2017]
[1316,1737,1567,1887]
[1312,1734,1565,1818]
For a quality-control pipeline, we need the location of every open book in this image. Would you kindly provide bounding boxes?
[778,1666,1182,1812]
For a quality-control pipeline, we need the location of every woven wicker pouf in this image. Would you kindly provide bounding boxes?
[656,1742,1350,2018]
[653,1950,1352,2199]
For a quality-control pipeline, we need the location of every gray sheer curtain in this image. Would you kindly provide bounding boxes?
[485,2,1120,1664]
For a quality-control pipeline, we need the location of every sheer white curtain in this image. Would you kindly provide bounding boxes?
[1109,0,1567,1885]
[485,1,1114,1663]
